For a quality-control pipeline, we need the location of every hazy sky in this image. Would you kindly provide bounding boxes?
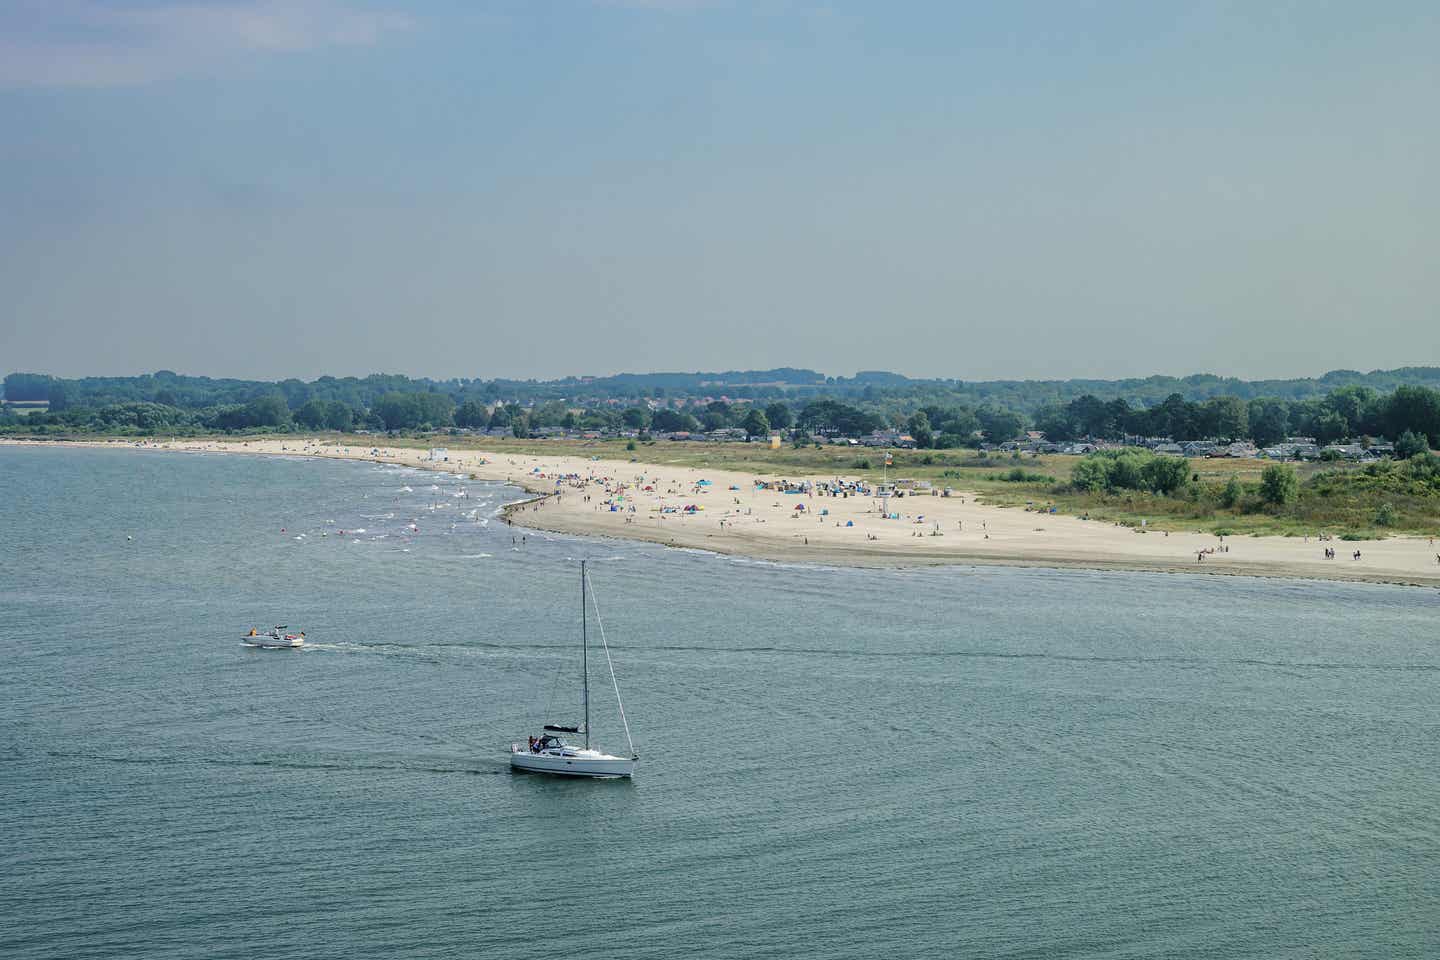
[2,1,1436,382]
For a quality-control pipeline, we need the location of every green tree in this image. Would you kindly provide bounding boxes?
[1326,385,1378,436]
[1382,385,1440,447]
[1395,430,1428,459]
[415,393,454,428]
[294,398,330,430]
[933,407,981,441]
[1220,474,1243,508]
[2,373,53,402]
[243,394,290,428]
[1202,396,1249,439]
[1260,464,1299,506]
[1141,455,1190,494]
[976,406,1026,443]
[578,408,618,431]
[1248,398,1290,447]
[324,402,355,432]
[455,400,488,428]
[1033,403,1075,442]
[741,408,771,440]
[798,399,881,436]
[47,380,71,411]
[652,409,698,433]
[621,407,652,431]
[765,402,793,430]
[700,409,729,431]
[1070,457,1110,492]
[373,392,421,430]
[906,411,934,449]
[1109,451,1147,490]
[1313,410,1348,444]
[529,400,570,428]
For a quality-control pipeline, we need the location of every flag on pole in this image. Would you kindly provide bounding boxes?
[884,451,893,466]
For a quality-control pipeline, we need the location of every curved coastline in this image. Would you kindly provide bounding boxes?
[6,435,1440,589]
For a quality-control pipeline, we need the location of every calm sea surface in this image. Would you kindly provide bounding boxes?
[2,445,1437,959]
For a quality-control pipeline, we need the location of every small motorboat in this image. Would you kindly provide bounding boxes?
[242,626,306,649]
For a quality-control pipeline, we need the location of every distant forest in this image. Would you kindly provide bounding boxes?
[9,366,1440,411]
[3,366,1440,449]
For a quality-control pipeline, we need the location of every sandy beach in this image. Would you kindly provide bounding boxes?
[8,435,1440,588]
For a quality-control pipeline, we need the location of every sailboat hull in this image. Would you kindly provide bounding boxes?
[508,562,637,779]
[509,749,635,778]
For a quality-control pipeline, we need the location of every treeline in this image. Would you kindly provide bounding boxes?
[5,369,1440,448]
[0,388,998,443]
[9,366,1440,415]
[1034,385,1440,447]
[2,371,483,413]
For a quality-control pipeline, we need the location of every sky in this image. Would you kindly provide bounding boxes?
[1,0,1437,383]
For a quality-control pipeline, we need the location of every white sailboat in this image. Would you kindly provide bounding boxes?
[510,560,637,778]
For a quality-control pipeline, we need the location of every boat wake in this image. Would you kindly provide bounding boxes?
[38,748,504,776]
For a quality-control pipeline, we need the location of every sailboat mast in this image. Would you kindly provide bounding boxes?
[581,559,590,750]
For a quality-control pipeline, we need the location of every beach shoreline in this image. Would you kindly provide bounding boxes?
[7,435,1440,589]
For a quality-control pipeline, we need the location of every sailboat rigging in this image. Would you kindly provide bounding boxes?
[509,560,637,778]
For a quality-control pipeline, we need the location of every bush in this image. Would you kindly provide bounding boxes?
[1001,467,1056,483]
[1141,455,1191,494]
[1396,430,1428,459]
[626,440,637,451]
[1374,502,1397,526]
[1219,475,1243,508]
[1070,457,1109,492]
[1068,450,1189,495]
[1260,464,1299,506]
[852,458,873,470]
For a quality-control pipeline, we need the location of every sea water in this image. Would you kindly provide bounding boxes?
[1,445,1437,959]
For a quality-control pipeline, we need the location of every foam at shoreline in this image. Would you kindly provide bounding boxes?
[5,436,1439,589]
